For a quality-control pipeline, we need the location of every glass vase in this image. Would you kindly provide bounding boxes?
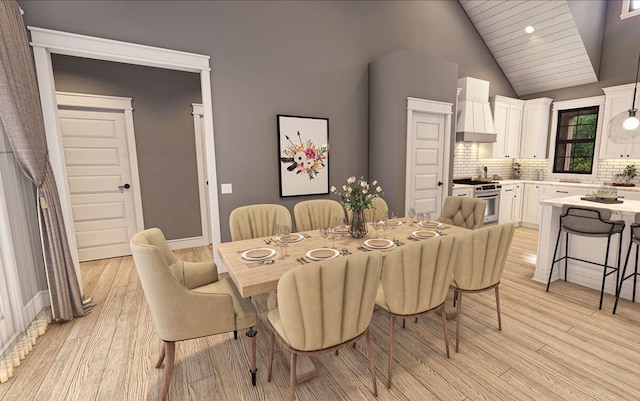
[349,208,368,239]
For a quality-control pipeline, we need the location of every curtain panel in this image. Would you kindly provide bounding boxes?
[0,0,92,321]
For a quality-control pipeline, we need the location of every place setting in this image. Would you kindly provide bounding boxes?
[298,247,341,264]
[240,247,277,267]
[409,230,440,241]
[359,238,396,252]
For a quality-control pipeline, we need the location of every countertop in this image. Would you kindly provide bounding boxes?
[540,195,640,217]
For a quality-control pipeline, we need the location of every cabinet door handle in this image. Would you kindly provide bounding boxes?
[556,190,569,194]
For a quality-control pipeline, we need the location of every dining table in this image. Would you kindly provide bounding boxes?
[216,217,470,383]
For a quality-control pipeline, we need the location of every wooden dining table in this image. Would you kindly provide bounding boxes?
[216,218,469,382]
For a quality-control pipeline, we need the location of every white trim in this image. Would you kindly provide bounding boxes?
[191,103,211,245]
[167,236,210,251]
[547,95,605,181]
[404,97,453,215]
[28,27,223,278]
[621,0,640,20]
[56,92,146,242]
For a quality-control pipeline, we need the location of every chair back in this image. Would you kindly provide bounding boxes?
[276,252,382,351]
[380,235,458,315]
[229,204,292,241]
[452,223,515,291]
[560,206,619,237]
[293,199,345,231]
[364,197,389,222]
[130,228,197,339]
[437,196,486,229]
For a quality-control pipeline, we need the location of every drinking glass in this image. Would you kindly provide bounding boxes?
[372,220,381,238]
[273,224,283,258]
[330,217,339,248]
[408,208,416,226]
[279,224,291,258]
[381,220,388,238]
[320,226,329,247]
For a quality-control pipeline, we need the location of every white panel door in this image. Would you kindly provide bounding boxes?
[58,108,139,261]
[406,111,446,217]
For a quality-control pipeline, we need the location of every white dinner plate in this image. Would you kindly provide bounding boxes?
[411,230,439,240]
[419,220,443,228]
[363,239,395,249]
[306,248,340,261]
[241,248,276,261]
[277,233,305,243]
[385,219,404,228]
[333,225,350,234]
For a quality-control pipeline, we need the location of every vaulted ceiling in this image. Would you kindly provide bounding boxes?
[460,0,605,96]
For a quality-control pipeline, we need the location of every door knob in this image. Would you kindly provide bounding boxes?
[437,181,443,186]
[118,183,131,191]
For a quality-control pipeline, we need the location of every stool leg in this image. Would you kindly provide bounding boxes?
[547,228,563,292]
[599,236,613,310]
[613,240,634,314]
[564,232,569,281]
[633,244,639,303]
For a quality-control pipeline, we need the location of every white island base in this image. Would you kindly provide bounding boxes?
[534,195,640,303]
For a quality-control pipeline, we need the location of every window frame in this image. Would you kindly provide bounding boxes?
[547,96,605,181]
[621,0,640,20]
[552,106,600,175]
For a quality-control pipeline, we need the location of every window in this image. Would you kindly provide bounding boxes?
[552,106,599,174]
[621,0,640,19]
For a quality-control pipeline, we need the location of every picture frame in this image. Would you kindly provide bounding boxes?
[277,114,329,197]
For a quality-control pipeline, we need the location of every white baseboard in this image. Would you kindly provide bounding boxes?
[167,235,209,251]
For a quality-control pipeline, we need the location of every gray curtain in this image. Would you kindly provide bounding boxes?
[0,0,92,321]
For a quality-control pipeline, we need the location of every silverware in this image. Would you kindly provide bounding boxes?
[264,238,271,244]
[357,246,371,252]
[393,238,404,246]
[301,233,311,238]
[341,247,351,255]
[237,246,259,254]
[246,259,275,268]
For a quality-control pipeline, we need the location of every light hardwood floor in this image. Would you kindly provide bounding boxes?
[2,227,640,400]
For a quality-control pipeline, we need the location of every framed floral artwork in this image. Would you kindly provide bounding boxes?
[277,115,329,197]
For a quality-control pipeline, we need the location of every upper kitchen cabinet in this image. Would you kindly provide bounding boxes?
[479,95,524,159]
[599,83,640,159]
[520,98,553,159]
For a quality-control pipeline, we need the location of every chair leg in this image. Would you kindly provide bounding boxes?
[289,352,297,401]
[366,330,378,397]
[495,285,502,331]
[564,232,569,281]
[402,318,406,329]
[159,341,175,401]
[600,236,613,310]
[614,241,635,314]
[440,305,450,358]
[155,341,166,368]
[234,330,238,340]
[455,292,463,353]
[246,327,257,386]
[547,228,563,292]
[267,330,275,382]
[634,245,639,303]
[387,316,395,389]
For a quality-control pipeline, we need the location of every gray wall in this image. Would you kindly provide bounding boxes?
[522,0,640,101]
[20,0,513,242]
[369,50,459,214]
[52,55,203,240]
[568,0,606,77]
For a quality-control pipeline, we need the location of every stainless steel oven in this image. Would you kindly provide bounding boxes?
[474,184,501,225]
[452,179,501,225]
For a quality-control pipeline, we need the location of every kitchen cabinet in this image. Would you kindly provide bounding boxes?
[480,96,524,159]
[521,183,541,227]
[520,98,553,159]
[452,186,473,197]
[599,83,640,159]
[498,183,522,224]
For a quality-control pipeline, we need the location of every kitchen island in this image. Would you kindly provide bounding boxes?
[533,195,640,302]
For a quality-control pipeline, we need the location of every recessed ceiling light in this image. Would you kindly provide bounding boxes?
[525,26,535,34]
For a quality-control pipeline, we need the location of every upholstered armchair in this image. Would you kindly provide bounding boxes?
[375,235,458,388]
[293,199,345,231]
[437,196,486,229]
[130,228,258,401]
[451,223,515,352]
[267,252,382,400]
[229,204,292,241]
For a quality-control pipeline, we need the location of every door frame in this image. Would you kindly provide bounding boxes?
[191,104,212,244]
[404,97,453,216]
[29,27,223,283]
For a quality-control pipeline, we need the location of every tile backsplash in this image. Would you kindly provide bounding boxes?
[452,142,640,185]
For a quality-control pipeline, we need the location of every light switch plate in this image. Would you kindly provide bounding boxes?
[221,183,232,194]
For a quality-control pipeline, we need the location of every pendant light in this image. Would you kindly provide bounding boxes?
[608,52,640,144]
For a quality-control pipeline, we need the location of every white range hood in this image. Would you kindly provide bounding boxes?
[456,77,497,143]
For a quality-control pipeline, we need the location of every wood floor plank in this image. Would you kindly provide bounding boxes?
[4,227,640,401]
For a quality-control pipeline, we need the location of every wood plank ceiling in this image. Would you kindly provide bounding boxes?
[460,0,598,96]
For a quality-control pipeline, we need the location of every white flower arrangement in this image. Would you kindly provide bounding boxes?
[331,176,383,211]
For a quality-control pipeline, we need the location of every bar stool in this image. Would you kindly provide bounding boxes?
[613,213,640,314]
[546,206,625,309]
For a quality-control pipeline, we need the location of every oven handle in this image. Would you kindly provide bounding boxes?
[475,193,499,199]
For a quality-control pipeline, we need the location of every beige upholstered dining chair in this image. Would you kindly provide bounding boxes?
[437,196,486,230]
[451,223,515,352]
[267,252,382,401]
[293,199,345,231]
[229,203,292,241]
[361,197,389,222]
[375,235,458,389]
[130,228,258,401]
